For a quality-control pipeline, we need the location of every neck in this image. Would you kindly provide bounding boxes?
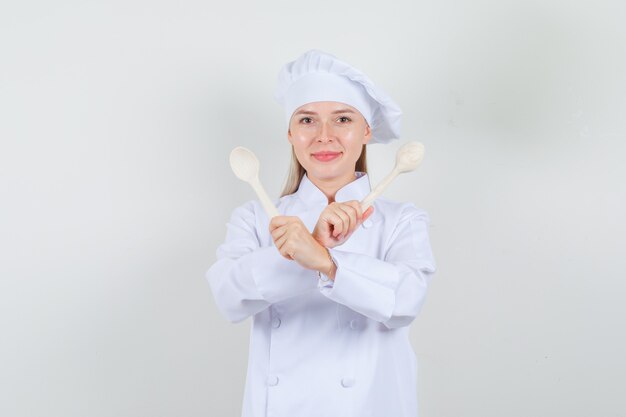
[308,171,357,204]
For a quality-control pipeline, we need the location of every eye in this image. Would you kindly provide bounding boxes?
[299,117,313,124]
[337,116,352,123]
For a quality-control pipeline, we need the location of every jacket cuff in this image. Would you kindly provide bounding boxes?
[318,248,399,322]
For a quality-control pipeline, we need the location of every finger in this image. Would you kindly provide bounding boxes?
[270,224,289,241]
[282,240,298,261]
[269,217,283,231]
[274,232,288,249]
[345,200,364,221]
[363,206,374,220]
[321,209,345,237]
[330,207,350,238]
[337,204,358,237]
[269,215,296,229]
[274,234,295,260]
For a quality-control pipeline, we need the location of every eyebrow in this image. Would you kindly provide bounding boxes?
[293,108,356,116]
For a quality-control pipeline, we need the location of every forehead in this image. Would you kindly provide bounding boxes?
[292,101,360,115]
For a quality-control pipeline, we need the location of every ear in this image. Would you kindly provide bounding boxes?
[363,123,372,145]
[287,129,293,144]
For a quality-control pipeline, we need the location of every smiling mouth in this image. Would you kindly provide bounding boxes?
[312,152,342,162]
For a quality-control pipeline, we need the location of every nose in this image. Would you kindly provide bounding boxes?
[317,121,335,142]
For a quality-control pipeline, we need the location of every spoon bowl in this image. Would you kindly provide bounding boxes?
[230,146,260,182]
[396,142,425,173]
[360,141,425,210]
[229,146,279,218]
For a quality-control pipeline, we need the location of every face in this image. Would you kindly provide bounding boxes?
[287,101,372,182]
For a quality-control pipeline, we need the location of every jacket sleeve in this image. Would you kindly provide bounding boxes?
[319,204,437,329]
[206,200,318,323]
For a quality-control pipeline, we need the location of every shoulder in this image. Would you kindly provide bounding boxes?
[230,192,293,215]
[229,194,298,227]
[230,199,256,217]
[231,188,297,223]
[228,199,264,226]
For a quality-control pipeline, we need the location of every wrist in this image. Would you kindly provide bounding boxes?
[317,246,336,282]
[311,230,323,246]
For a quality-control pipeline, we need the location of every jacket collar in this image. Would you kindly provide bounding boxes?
[295,171,371,208]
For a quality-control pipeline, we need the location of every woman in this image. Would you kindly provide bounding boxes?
[207,50,436,417]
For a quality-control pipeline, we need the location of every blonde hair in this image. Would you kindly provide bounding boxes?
[280,145,368,197]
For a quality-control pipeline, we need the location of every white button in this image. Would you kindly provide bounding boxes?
[349,319,360,330]
[362,219,373,228]
[272,317,281,328]
[341,377,355,387]
[267,375,279,386]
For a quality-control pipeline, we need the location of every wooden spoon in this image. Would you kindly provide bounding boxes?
[229,146,279,218]
[360,141,425,211]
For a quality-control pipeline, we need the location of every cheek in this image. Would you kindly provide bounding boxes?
[342,131,364,150]
[290,136,309,152]
[289,138,311,161]
[289,129,317,146]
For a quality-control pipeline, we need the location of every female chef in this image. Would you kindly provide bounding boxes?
[207,49,436,417]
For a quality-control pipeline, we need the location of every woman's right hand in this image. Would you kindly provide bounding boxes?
[269,215,335,274]
[312,200,374,248]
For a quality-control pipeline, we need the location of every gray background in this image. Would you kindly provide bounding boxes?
[1,0,625,416]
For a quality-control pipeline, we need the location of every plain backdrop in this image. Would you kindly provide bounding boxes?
[1,0,625,416]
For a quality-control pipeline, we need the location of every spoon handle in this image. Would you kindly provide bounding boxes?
[360,168,401,211]
[250,177,280,218]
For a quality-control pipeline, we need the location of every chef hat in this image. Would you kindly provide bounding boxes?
[273,49,402,144]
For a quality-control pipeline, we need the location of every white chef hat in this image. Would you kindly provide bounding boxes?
[273,49,402,144]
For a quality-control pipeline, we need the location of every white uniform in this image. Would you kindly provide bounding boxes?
[206,171,437,417]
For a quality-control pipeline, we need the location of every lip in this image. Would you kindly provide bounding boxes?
[312,151,342,162]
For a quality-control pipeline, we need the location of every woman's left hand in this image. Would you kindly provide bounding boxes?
[269,215,330,272]
[312,201,374,248]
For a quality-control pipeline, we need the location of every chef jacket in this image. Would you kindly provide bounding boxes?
[206,171,436,417]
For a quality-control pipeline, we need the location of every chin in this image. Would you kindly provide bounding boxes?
[307,166,347,180]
